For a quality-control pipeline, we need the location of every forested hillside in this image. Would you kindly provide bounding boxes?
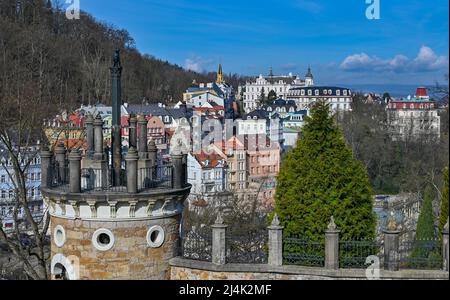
[0,0,237,116]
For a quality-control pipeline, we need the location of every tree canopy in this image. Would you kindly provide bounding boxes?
[274,100,376,241]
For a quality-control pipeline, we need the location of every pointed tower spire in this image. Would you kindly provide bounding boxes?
[216,63,225,84]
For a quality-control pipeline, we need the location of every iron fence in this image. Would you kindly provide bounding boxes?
[138,164,173,191]
[339,239,383,269]
[48,161,69,189]
[226,230,268,264]
[181,227,212,262]
[399,239,442,270]
[283,235,325,267]
[81,168,127,193]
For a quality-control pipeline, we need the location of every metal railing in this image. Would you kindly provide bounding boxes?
[137,164,173,191]
[181,227,212,262]
[399,239,442,270]
[47,161,69,190]
[226,230,268,264]
[81,168,127,193]
[339,239,383,269]
[283,235,325,267]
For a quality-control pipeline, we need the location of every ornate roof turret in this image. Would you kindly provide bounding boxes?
[216,64,225,84]
[305,66,313,79]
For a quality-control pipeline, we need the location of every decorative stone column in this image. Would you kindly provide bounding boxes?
[129,114,137,150]
[325,216,340,270]
[55,143,66,183]
[126,147,138,193]
[93,115,104,160]
[138,115,148,158]
[171,148,184,189]
[85,113,94,158]
[383,213,400,271]
[443,219,449,272]
[268,214,283,266]
[212,213,228,265]
[68,149,81,193]
[40,146,52,189]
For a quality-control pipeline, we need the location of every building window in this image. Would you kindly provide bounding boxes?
[92,229,115,251]
[315,90,319,96]
[54,225,66,248]
[147,225,165,248]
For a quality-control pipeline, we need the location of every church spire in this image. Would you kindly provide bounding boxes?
[216,63,225,84]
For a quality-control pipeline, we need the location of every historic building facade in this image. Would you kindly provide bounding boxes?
[287,86,352,113]
[387,87,441,141]
[239,67,314,113]
[0,147,44,230]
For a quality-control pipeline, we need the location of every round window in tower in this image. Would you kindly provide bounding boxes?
[146,225,165,248]
[92,229,115,251]
[54,225,66,248]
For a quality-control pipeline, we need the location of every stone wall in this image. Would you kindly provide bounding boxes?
[50,215,181,280]
[169,257,449,280]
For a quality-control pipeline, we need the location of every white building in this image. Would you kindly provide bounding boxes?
[287,86,352,113]
[239,67,314,113]
[236,110,283,146]
[387,88,441,141]
[187,92,225,108]
[187,151,228,200]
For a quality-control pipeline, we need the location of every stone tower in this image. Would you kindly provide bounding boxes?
[41,53,191,280]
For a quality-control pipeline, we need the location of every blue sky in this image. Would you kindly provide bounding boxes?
[75,0,448,85]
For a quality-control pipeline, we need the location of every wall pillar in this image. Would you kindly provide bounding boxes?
[85,113,94,158]
[325,216,340,270]
[40,146,52,189]
[126,147,138,193]
[55,143,66,183]
[93,115,104,161]
[148,139,157,167]
[443,219,449,272]
[129,114,137,150]
[171,150,183,189]
[68,149,81,193]
[138,115,148,158]
[383,216,400,271]
[212,213,227,265]
[268,214,283,266]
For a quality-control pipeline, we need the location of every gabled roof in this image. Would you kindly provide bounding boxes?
[192,152,227,169]
[242,110,268,120]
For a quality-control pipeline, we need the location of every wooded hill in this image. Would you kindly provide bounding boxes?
[0,0,245,116]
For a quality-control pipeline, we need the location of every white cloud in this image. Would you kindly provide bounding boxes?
[340,46,448,73]
[184,56,214,73]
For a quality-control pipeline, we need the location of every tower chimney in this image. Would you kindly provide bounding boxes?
[111,49,123,186]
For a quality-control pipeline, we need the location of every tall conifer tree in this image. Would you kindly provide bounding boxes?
[274,100,376,240]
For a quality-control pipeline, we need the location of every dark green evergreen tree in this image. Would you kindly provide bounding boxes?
[410,184,439,267]
[273,100,376,241]
[416,184,436,240]
[439,166,449,233]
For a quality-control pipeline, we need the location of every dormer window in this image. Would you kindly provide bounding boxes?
[315,90,319,96]
[323,90,328,95]
[301,90,305,96]
[328,90,332,95]
[308,90,312,96]
[336,90,341,96]
[343,90,347,96]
